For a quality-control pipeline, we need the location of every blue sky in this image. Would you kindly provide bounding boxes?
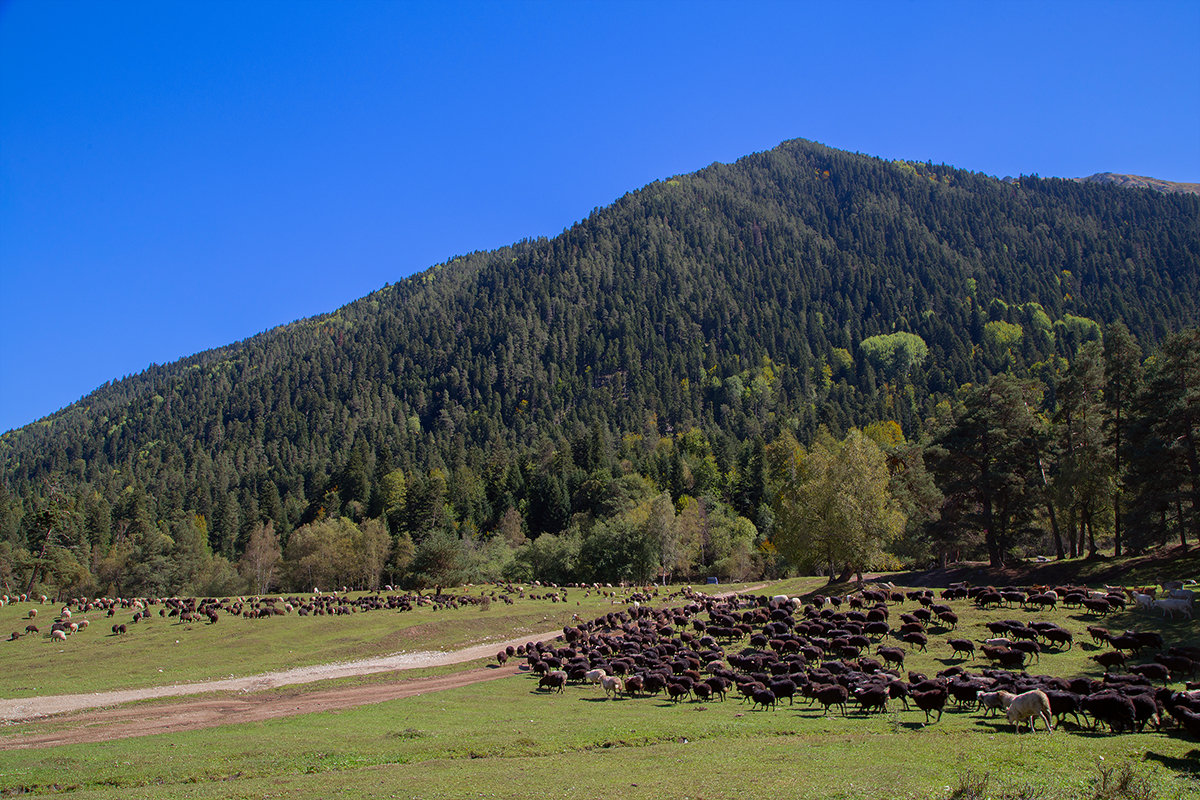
[2,1,1198,434]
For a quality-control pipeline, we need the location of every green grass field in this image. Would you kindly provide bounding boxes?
[0,585,692,698]
[1,574,1198,799]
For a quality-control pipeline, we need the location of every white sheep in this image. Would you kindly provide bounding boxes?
[1154,598,1194,620]
[51,629,67,641]
[1006,689,1053,733]
[585,668,607,685]
[1133,592,1154,611]
[600,674,624,699]
[977,690,1016,718]
[1166,588,1195,603]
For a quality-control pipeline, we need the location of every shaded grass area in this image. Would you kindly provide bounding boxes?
[888,546,1200,592]
[2,676,1197,799]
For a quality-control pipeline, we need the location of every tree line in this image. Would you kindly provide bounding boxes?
[2,323,1196,598]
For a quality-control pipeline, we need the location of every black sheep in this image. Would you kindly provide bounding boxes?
[814,683,849,716]
[1083,691,1136,733]
[912,687,947,723]
[1129,663,1170,685]
[769,678,798,705]
[948,639,976,659]
[751,688,777,711]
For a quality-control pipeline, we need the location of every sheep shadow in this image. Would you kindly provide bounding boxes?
[894,720,931,730]
[579,696,629,703]
[1143,749,1200,769]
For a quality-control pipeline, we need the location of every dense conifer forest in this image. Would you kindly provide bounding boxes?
[2,139,1198,598]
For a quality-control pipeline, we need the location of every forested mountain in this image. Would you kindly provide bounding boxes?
[2,139,1198,597]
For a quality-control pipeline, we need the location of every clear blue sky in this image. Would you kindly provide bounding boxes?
[2,1,1198,434]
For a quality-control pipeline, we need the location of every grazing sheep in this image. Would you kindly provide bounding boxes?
[1044,690,1084,729]
[1091,651,1126,672]
[855,685,890,715]
[1155,654,1197,680]
[814,684,849,716]
[1126,691,1161,733]
[1041,627,1073,650]
[1083,691,1136,733]
[912,686,948,724]
[600,674,624,699]
[51,629,67,641]
[1083,597,1112,615]
[1129,663,1171,686]
[947,638,976,659]
[1006,689,1053,733]
[538,670,567,693]
[751,687,777,711]
[978,691,1017,718]
[1154,598,1193,620]
[877,645,905,668]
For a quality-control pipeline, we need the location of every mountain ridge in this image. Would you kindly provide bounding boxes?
[1075,172,1200,195]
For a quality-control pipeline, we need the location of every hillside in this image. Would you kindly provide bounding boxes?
[2,138,1199,594]
[1077,171,1200,196]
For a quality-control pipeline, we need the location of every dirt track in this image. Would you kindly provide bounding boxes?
[0,584,767,750]
[0,665,522,749]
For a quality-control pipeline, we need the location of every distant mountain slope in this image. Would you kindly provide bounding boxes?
[1076,172,1200,196]
[2,139,1199,553]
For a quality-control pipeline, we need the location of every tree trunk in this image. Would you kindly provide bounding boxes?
[1113,405,1123,557]
[1182,427,1200,546]
[25,526,53,597]
[986,529,1003,568]
[1085,506,1097,557]
[1178,496,1189,550]
[1037,457,1065,559]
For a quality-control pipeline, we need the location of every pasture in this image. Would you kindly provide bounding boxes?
[1,574,1198,799]
[0,584,666,698]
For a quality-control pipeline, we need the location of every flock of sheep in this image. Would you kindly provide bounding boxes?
[0,581,653,645]
[514,580,1200,738]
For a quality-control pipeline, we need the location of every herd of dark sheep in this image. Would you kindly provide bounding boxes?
[513,581,1200,739]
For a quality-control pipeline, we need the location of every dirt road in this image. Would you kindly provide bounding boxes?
[0,665,522,749]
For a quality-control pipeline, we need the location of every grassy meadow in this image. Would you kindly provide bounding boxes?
[1,572,1198,799]
[0,584,691,698]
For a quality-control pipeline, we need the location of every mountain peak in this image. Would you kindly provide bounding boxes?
[1075,172,1200,195]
